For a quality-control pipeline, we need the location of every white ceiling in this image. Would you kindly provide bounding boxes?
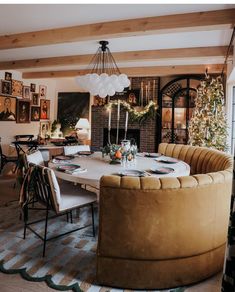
[0,4,232,34]
[0,4,234,72]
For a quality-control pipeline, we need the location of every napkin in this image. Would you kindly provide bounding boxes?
[69,168,87,175]
[52,159,71,164]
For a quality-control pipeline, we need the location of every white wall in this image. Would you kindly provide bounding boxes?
[0,70,56,153]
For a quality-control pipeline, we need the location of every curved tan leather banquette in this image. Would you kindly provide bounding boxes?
[96,143,233,289]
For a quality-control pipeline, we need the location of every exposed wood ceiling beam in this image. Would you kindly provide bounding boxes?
[0,9,234,50]
[22,64,224,79]
[0,46,230,70]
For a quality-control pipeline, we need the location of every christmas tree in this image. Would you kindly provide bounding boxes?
[188,76,228,151]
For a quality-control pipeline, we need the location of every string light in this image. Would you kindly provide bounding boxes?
[106,100,158,123]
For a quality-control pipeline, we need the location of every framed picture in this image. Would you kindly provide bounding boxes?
[0,96,16,121]
[31,93,39,105]
[109,88,140,105]
[58,92,89,136]
[16,99,30,123]
[30,83,36,92]
[1,80,12,95]
[40,121,50,138]
[31,106,40,121]
[39,85,47,98]
[126,89,140,106]
[12,80,23,97]
[23,86,31,99]
[5,72,12,81]
[40,99,50,120]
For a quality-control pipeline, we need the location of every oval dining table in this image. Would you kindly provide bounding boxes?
[48,152,190,189]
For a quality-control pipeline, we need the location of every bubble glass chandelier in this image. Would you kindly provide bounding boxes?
[75,40,131,98]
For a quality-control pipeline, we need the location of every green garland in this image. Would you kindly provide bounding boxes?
[106,100,158,124]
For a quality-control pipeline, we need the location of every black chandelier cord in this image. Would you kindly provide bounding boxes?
[108,47,121,74]
[90,48,101,73]
[221,26,235,77]
[87,40,123,75]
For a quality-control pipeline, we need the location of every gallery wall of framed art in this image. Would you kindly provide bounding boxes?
[0,70,57,152]
[0,71,50,124]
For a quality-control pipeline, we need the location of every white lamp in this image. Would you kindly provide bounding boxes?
[75,118,90,141]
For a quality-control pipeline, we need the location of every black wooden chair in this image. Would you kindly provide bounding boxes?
[15,134,34,141]
[0,137,18,173]
[13,140,39,158]
[22,164,97,257]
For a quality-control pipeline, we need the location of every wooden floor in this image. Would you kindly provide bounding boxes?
[0,164,223,292]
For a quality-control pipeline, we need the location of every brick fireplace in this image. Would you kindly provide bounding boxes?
[91,106,157,152]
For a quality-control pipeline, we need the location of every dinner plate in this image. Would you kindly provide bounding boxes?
[77,151,94,156]
[119,169,146,177]
[54,155,74,161]
[144,153,162,158]
[57,164,80,172]
[150,167,174,174]
[155,157,179,164]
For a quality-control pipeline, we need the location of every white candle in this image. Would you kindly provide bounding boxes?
[108,108,111,130]
[141,82,143,107]
[153,80,156,100]
[148,81,150,102]
[116,100,120,144]
[117,100,120,121]
[125,111,129,132]
[145,85,148,105]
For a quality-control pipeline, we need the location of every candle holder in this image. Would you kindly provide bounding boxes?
[108,127,111,145]
[116,100,120,145]
[124,130,127,140]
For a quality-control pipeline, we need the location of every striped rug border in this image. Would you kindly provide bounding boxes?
[0,260,82,292]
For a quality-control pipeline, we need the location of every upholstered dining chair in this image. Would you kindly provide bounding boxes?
[26,151,45,166]
[21,164,97,257]
[64,145,90,155]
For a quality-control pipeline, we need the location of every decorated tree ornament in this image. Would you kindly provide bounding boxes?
[188,76,228,151]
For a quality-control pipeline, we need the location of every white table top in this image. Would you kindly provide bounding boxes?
[49,152,190,189]
[38,145,64,150]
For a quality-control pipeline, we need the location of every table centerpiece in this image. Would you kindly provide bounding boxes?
[102,140,138,165]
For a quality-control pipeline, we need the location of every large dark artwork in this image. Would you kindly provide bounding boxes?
[57,92,90,136]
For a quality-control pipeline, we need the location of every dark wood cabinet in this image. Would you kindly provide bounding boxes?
[158,76,201,145]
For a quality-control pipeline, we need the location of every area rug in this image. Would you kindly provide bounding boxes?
[0,198,185,292]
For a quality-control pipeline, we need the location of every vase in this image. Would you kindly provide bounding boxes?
[121,140,131,151]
